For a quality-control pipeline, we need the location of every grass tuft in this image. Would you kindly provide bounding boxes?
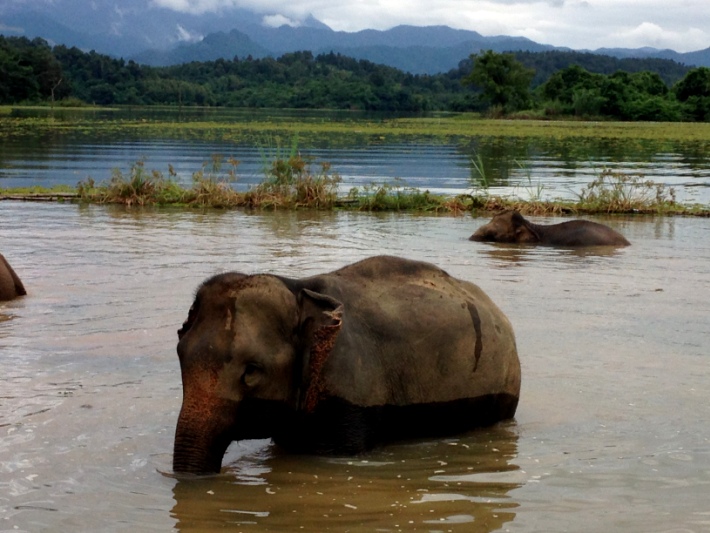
[346,179,454,212]
[573,168,677,213]
[244,155,341,209]
[78,160,191,206]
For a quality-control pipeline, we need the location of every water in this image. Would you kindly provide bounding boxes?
[1,201,709,531]
[1,109,710,205]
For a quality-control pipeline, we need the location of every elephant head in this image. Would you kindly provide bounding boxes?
[173,272,342,474]
[469,211,539,244]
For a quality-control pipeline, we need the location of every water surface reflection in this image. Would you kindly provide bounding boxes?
[171,427,520,532]
[1,203,709,531]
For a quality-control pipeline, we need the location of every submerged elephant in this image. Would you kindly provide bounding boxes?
[0,253,26,301]
[173,255,520,474]
[470,210,630,247]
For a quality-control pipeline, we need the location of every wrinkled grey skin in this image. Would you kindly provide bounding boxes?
[173,255,520,474]
[0,254,26,302]
[470,210,631,247]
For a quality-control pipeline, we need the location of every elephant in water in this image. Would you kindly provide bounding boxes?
[173,255,520,474]
[470,210,630,247]
[0,253,26,301]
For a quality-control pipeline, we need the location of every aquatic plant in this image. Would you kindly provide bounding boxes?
[573,169,677,213]
[190,155,241,208]
[78,160,190,206]
[345,179,453,212]
[470,153,492,192]
[7,153,709,217]
[517,161,546,202]
[244,155,341,209]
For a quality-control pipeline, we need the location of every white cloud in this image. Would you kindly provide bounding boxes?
[612,22,709,52]
[148,0,710,52]
[262,14,300,28]
[0,23,24,34]
[617,22,675,49]
[176,24,203,42]
[149,0,223,14]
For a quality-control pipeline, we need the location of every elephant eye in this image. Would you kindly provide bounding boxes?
[242,363,262,388]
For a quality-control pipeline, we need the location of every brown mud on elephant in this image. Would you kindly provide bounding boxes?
[470,210,630,247]
[0,253,26,301]
[173,255,520,474]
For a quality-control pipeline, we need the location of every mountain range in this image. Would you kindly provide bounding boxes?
[2,0,709,74]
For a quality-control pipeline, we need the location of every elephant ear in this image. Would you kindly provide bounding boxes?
[512,211,541,242]
[297,288,343,413]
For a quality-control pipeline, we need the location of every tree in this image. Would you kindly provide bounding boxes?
[673,67,710,121]
[0,36,63,103]
[462,50,535,114]
[539,64,603,107]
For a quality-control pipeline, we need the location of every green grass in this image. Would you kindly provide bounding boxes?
[5,110,710,144]
[345,179,463,212]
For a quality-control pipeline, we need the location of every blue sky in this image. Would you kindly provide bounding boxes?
[150,0,710,53]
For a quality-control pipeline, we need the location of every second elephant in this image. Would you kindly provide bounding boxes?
[470,210,630,247]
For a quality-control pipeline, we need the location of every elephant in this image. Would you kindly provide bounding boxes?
[173,255,520,474]
[469,210,630,247]
[0,253,26,301]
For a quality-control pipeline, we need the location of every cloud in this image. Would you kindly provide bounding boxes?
[150,0,317,16]
[146,0,710,52]
[149,0,229,14]
[618,22,673,48]
[0,23,24,34]
[262,14,300,28]
[176,24,203,42]
[613,22,709,52]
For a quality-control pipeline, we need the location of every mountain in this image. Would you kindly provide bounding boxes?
[134,25,561,72]
[591,46,710,68]
[133,29,271,66]
[0,0,265,57]
[2,0,710,73]
[310,34,558,75]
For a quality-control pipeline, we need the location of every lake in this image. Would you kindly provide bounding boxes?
[1,107,710,205]
[1,200,709,532]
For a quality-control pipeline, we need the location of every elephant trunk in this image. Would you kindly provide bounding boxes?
[172,401,236,475]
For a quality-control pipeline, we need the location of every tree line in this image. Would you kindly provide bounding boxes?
[2,35,710,121]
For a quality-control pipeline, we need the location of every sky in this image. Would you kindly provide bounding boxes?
[150,0,710,53]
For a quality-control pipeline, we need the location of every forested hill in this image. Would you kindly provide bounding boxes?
[511,51,690,88]
[1,34,706,121]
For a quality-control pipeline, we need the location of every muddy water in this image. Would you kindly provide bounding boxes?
[1,202,709,532]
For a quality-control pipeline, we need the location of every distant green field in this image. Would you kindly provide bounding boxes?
[3,107,710,143]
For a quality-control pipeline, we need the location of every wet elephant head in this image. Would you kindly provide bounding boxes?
[0,253,27,302]
[469,211,539,244]
[173,272,342,474]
